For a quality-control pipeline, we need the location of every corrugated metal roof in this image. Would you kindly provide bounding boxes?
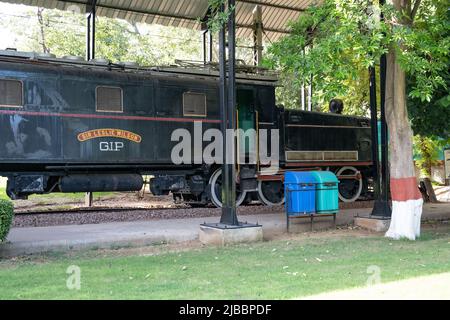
[1,0,320,41]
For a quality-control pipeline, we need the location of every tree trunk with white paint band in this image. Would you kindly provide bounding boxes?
[384,42,423,240]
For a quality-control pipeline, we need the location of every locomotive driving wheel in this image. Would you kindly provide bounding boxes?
[208,168,247,208]
[257,180,285,206]
[335,166,363,202]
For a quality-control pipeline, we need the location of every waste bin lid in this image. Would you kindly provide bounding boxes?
[310,171,339,183]
[284,171,317,185]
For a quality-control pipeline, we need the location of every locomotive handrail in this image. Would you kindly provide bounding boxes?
[236,109,240,177]
[256,110,260,173]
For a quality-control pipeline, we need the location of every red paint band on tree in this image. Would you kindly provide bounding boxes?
[390,177,422,201]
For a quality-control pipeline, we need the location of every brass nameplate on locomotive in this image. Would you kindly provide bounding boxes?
[77,129,142,143]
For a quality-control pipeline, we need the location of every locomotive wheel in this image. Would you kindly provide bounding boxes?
[257,180,285,206]
[208,168,247,208]
[242,192,256,205]
[336,166,363,202]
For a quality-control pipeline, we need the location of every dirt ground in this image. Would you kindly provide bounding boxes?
[435,186,450,202]
[301,272,450,300]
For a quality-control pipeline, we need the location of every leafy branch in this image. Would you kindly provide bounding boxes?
[203,0,235,32]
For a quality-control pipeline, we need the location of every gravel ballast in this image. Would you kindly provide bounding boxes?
[13,201,374,228]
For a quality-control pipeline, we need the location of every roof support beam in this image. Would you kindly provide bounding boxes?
[58,0,291,34]
[238,0,305,12]
[85,0,96,61]
[59,0,200,21]
[252,5,263,66]
[238,24,289,34]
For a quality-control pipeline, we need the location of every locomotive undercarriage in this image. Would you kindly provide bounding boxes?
[3,163,371,206]
[151,165,258,207]
[5,172,144,200]
[150,164,372,207]
[250,165,373,206]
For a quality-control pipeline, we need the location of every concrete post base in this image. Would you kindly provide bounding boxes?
[199,224,263,246]
[354,216,391,232]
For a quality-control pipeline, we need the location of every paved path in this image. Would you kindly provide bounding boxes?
[1,203,449,257]
[301,272,450,300]
[435,186,450,202]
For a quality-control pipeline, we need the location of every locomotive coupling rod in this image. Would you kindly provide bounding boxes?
[336,172,362,180]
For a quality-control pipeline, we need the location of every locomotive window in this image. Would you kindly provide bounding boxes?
[183,92,206,117]
[96,86,123,112]
[0,79,23,107]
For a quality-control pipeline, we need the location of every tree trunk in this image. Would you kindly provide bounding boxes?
[384,47,423,240]
[37,8,49,53]
[422,178,439,203]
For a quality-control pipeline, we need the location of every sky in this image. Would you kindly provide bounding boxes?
[0,2,254,64]
[0,2,198,52]
[0,3,38,50]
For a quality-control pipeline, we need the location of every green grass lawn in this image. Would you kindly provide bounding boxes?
[0,228,449,299]
[0,188,8,201]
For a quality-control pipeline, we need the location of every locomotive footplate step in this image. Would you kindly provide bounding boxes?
[199,223,263,246]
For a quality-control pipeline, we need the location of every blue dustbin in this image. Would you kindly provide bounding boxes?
[284,171,316,216]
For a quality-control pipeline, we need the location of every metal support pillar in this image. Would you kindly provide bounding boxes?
[202,30,208,64]
[371,0,391,217]
[218,4,228,220]
[307,78,312,111]
[86,0,97,61]
[378,53,391,215]
[371,55,392,218]
[369,66,390,217]
[252,5,263,66]
[369,66,381,200]
[220,0,239,225]
[85,192,93,207]
[202,1,259,230]
[203,30,213,63]
[208,31,213,62]
[86,14,91,60]
[201,7,213,64]
[300,84,305,110]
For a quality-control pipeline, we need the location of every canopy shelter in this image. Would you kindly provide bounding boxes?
[0,0,390,224]
[2,0,309,40]
[2,0,313,66]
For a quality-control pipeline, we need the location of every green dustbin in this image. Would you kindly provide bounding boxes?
[310,171,339,214]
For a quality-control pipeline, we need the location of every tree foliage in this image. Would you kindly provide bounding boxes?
[0,199,14,242]
[267,0,449,115]
[413,135,446,178]
[408,49,450,139]
[1,5,259,67]
[1,7,203,66]
[205,0,235,32]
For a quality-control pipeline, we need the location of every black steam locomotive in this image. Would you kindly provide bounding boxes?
[0,50,373,206]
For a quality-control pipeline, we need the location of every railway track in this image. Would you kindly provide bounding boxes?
[14,205,184,216]
[12,203,277,228]
[13,201,374,228]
